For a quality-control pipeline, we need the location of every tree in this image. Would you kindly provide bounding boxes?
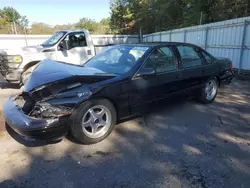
[0,7,28,34]
[2,7,21,34]
[75,18,98,33]
[100,17,110,25]
[110,0,131,34]
[30,23,54,34]
[19,16,29,34]
[109,0,250,34]
[100,18,111,34]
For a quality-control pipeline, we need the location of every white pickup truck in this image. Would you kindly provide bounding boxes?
[0,29,111,84]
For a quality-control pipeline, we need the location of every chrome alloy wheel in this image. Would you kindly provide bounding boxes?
[81,105,112,139]
[205,79,217,100]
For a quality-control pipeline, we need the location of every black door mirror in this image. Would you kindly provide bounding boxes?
[58,40,70,51]
[136,68,155,77]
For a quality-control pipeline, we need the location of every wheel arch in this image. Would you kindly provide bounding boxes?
[23,61,40,71]
[74,97,119,121]
[214,75,221,87]
[93,97,118,120]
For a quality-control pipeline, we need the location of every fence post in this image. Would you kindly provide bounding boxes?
[169,30,172,42]
[184,29,187,42]
[159,32,162,42]
[204,27,209,50]
[238,20,248,74]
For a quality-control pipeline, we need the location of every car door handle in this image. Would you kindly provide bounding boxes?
[176,74,181,79]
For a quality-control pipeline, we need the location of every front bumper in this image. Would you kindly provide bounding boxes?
[3,97,70,141]
[220,70,233,85]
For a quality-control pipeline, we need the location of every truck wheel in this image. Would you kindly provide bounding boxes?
[70,99,117,144]
[198,77,218,104]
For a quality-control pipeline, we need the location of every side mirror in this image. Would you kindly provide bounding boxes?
[58,40,70,51]
[136,68,155,77]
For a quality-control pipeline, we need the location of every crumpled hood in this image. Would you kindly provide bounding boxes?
[24,59,115,92]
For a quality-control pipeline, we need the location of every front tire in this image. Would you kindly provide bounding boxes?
[70,99,117,144]
[198,77,218,104]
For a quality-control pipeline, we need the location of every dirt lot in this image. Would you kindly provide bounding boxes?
[0,76,250,188]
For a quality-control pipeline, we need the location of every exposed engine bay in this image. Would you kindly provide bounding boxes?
[14,91,73,119]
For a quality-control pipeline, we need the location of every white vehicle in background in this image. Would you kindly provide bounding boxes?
[0,29,106,84]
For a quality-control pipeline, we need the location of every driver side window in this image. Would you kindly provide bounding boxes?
[144,47,177,73]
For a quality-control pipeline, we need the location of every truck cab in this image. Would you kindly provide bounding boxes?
[0,29,95,84]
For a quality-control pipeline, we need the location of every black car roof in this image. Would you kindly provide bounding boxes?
[117,42,200,48]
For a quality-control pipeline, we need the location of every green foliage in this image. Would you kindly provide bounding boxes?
[1,2,249,35]
[0,7,29,34]
[75,18,98,33]
[74,17,111,34]
[109,0,250,34]
[2,7,21,23]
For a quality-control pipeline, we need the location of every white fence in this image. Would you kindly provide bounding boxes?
[143,16,250,71]
[0,34,139,51]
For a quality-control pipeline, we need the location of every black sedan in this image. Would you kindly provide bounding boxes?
[3,43,233,144]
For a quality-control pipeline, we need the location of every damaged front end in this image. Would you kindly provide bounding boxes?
[3,79,95,141]
[14,81,90,119]
[3,59,116,141]
[14,93,72,119]
[30,102,72,118]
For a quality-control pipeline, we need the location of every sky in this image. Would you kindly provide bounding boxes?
[0,0,111,25]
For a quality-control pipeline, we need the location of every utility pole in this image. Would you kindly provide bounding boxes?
[199,11,203,25]
[13,21,17,34]
[139,25,142,42]
[12,8,17,34]
[24,27,28,46]
[10,22,14,34]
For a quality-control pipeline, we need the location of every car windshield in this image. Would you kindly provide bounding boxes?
[42,31,66,47]
[84,46,150,75]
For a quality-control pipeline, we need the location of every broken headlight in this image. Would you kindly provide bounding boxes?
[29,102,72,118]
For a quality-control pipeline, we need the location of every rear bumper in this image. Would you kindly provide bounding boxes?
[3,97,70,141]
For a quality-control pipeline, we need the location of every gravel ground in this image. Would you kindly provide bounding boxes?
[0,77,250,188]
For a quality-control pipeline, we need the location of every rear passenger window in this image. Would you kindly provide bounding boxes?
[177,46,202,68]
[201,51,214,64]
[144,47,176,73]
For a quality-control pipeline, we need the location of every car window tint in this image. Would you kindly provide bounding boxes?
[201,51,214,64]
[65,32,87,48]
[144,47,176,73]
[85,46,149,74]
[177,46,202,68]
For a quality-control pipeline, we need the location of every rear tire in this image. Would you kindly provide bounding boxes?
[70,99,117,144]
[198,77,218,104]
